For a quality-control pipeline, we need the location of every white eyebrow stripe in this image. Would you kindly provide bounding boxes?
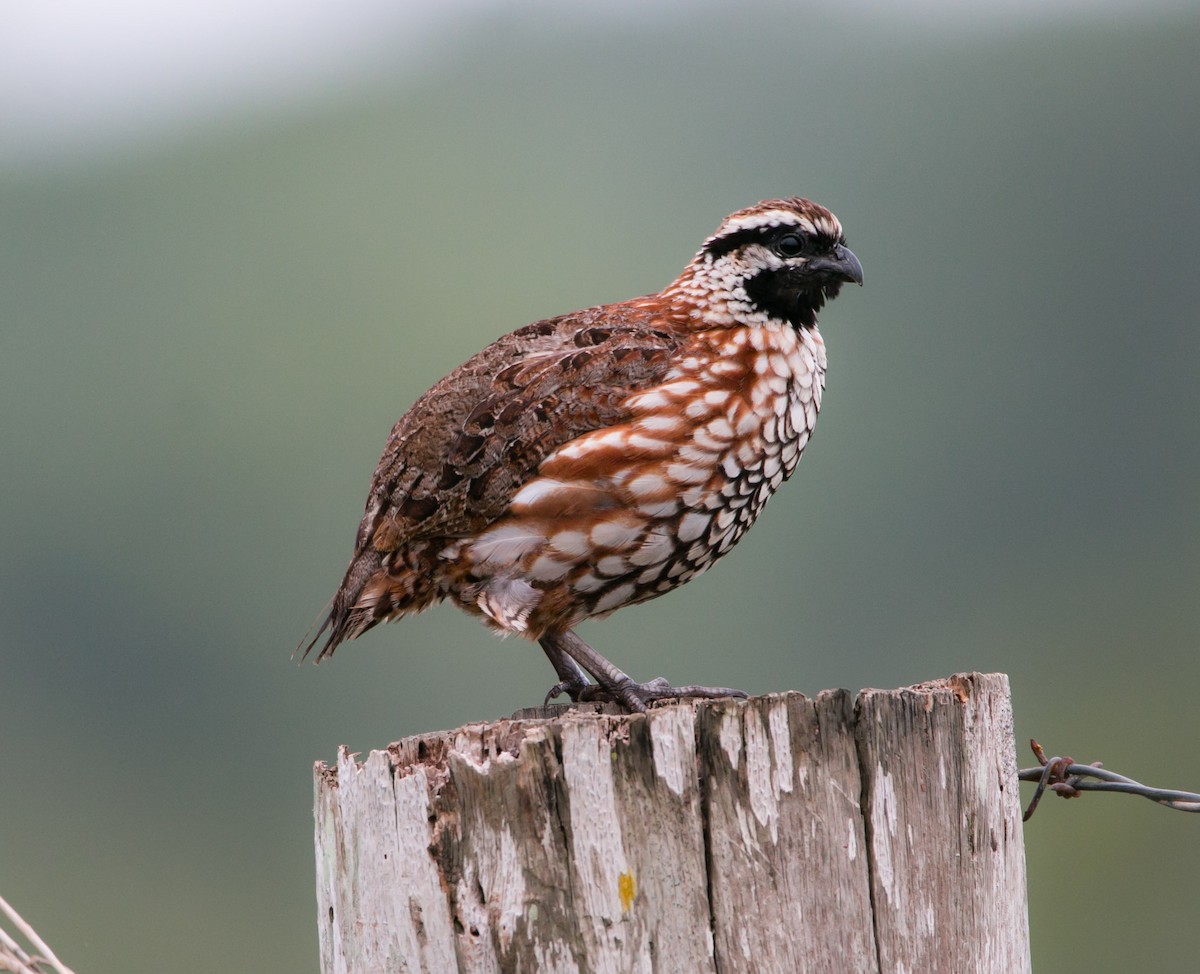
[718,211,818,236]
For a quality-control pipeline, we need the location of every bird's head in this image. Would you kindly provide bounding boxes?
[673,197,863,330]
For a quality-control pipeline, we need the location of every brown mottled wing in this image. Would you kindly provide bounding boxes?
[302,302,689,659]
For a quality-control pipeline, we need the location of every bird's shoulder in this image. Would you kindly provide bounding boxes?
[357,299,693,553]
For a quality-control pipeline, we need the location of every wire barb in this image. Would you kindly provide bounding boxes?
[1018,739,1200,822]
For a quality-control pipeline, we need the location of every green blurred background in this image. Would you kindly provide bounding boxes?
[3,2,1198,970]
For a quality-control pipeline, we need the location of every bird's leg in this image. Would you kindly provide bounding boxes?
[538,637,593,706]
[539,630,747,714]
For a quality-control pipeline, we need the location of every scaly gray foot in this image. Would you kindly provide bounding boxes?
[539,630,746,713]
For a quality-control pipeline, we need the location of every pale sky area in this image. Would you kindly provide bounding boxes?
[0,0,1188,164]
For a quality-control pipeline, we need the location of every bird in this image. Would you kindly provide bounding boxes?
[299,197,862,713]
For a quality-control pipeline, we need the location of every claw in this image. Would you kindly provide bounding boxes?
[550,675,747,714]
[613,679,749,712]
[543,677,589,707]
[538,630,746,714]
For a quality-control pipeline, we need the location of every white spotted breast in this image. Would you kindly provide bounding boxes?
[457,321,826,633]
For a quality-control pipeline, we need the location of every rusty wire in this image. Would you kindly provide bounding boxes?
[1018,739,1200,821]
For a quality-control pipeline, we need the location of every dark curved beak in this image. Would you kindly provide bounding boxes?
[804,244,864,287]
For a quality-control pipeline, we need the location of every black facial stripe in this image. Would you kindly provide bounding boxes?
[702,225,781,260]
[703,223,840,261]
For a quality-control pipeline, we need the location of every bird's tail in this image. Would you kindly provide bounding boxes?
[295,553,438,663]
[294,604,337,663]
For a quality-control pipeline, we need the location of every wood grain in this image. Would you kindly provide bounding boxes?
[313,674,1030,973]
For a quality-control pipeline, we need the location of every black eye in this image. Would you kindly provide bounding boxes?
[773,231,806,259]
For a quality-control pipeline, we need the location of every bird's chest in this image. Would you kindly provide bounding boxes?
[454,322,827,626]
[616,322,827,584]
[688,322,826,493]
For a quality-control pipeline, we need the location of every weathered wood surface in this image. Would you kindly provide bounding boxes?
[313,672,1030,973]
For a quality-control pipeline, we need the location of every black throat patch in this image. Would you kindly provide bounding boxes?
[744,268,837,330]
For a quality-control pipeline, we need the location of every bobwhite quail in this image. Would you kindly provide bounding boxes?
[301,197,862,712]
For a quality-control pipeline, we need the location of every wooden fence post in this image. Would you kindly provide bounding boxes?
[313,672,1031,973]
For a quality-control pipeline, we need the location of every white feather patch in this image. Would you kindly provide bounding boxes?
[550,530,590,557]
[593,582,636,615]
[678,511,711,543]
[637,414,682,433]
[511,478,573,510]
[476,577,540,632]
[471,524,546,565]
[629,529,674,566]
[590,519,645,550]
[627,472,669,498]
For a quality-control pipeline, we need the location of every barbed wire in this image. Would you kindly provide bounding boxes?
[1018,739,1200,821]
